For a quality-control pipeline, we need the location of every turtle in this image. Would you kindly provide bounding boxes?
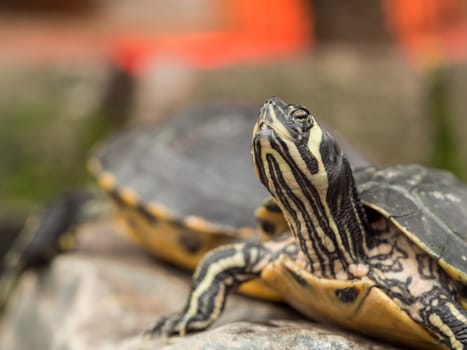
[147,97,467,350]
[88,102,368,300]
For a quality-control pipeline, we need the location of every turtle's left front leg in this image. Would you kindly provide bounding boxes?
[146,237,296,336]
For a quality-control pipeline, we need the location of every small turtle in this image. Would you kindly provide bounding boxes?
[88,103,368,300]
[148,98,467,350]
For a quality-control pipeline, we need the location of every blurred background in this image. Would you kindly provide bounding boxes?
[1,0,466,255]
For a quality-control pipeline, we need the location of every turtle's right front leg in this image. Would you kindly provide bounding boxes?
[146,237,296,337]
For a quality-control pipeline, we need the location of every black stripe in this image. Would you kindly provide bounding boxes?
[297,139,319,175]
[270,137,347,275]
[418,287,467,348]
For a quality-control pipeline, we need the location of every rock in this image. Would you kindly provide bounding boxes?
[0,221,401,350]
[115,321,401,350]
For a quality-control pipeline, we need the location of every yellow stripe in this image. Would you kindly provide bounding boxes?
[305,123,355,265]
[428,310,462,350]
[97,171,116,191]
[118,187,139,207]
[186,246,246,319]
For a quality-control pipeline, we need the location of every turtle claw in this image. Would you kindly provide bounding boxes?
[144,314,188,338]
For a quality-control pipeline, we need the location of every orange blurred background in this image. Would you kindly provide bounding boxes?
[0,0,466,236]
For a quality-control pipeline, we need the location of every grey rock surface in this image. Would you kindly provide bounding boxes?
[118,321,401,350]
[0,221,401,350]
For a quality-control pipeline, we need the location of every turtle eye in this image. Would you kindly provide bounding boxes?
[290,106,313,127]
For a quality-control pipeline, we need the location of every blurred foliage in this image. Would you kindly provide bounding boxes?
[0,68,118,221]
[428,67,465,180]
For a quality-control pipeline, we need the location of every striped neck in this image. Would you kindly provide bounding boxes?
[252,98,371,278]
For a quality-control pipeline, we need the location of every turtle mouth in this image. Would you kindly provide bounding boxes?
[253,119,293,147]
[253,100,294,145]
[251,117,282,161]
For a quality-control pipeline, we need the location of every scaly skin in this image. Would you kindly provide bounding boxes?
[146,236,297,336]
[365,216,466,349]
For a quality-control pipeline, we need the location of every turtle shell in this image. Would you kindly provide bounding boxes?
[355,165,467,284]
[95,103,268,230]
[89,103,273,270]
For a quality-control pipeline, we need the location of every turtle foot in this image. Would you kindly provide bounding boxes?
[144,314,191,338]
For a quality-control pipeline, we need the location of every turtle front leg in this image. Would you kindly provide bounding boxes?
[146,237,297,337]
[419,287,467,349]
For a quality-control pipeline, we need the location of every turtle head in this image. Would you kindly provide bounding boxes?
[251,97,347,197]
[251,97,368,272]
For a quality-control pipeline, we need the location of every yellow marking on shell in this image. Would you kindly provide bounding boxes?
[113,206,203,269]
[255,203,269,218]
[237,227,256,239]
[112,205,268,295]
[88,139,275,301]
[262,255,444,350]
[97,171,116,191]
[146,202,172,221]
[87,158,101,175]
[185,215,223,234]
[428,312,462,350]
[255,199,289,241]
[439,259,467,285]
[118,187,139,207]
[113,205,277,303]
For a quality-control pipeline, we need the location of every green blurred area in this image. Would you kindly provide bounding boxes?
[0,68,116,221]
[429,67,466,180]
